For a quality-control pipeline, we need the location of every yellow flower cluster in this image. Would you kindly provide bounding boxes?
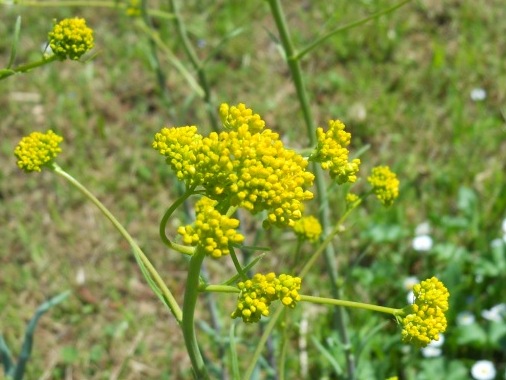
[177,197,244,258]
[14,130,63,172]
[367,166,400,207]
[219,103,265,134]
[48,18,94,60]
[231,272,302,323]
[312,119,361,184]
[345,193,360,208]
[153,103,314,228]
[400,277,449,348]
[293,215,322,242]
[126,0,141,16]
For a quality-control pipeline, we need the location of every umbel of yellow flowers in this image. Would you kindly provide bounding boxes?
[48,18,94,60]
[231,272,302,323]
[177,197,245,258]
[14,130,63,172]
[400,277,449,347]
[367,166,400,207]
[153,103,314,229]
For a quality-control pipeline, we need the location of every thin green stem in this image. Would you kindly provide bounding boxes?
[139,0,174,115]
[159,186,196,255]
[167,0,219,132]
[229,247,249,282]
[135,20,205,98]
[300,295,400,316]
[199,284,240,294]
[4,0,176,20]
[296,0,412,60]
[266,1,357,377]
[51,164,183,323]
[182,246,210,379]
[278,310,288,380]
[243,305,283,380]
[0,55,58,80]
[266,0,315,145]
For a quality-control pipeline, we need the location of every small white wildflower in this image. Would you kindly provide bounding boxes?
[471,360,496,380]
[470,88,487,102]
[502,218,506,234]
[430,334,445,347]
[421,335,444,358]
[482,304,506,322]
[412,235,433,252]
[407,290,415,304]
[457,311,476,326]
[403,276,419,291]
[421,345,442,358]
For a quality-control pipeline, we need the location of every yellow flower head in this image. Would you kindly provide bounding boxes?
[219,103,265,134]
[154,103,314,228]
[293,215,322,242]
[367,165,400,207]
[400,277,449,348]
[126,0,141,16]
[48,18,94,60]
[231,272,301,323]
[312,119,361,184]
[177,197,244,258]
[14,130,63,172]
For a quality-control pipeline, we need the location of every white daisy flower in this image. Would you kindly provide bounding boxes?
[482,304,506,322]
[471,360,496,380]
[403,276,419,291]
[457,311,476,326]
[470,88,487,102]
[412,235,433,252]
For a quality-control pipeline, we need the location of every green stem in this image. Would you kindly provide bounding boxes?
[266,1,356,377]
[199,284,240,294]
[243,305,284,380]
[182,246,210,379]
[51,164,183,323]
[266,0,315,145]
[296,0,412,60]
[4,0,176,20]
[158,187,196,255]
[300,295,400,316]
[139,0,174,115]
[0,55,57,80]
[167,0,219,132]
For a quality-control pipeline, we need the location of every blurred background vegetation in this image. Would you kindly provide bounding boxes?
[1,0,505,379]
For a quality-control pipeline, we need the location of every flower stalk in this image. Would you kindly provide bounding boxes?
[51,163,183,323]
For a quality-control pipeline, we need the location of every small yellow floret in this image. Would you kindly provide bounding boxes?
[48,18,94,60]
[367,165,400,207]
[177,197,244,258]
[293,215,322,242]
[231,272,302,323]
[312,119,360,184]
[14,130,63,172]
[400,277,449,348]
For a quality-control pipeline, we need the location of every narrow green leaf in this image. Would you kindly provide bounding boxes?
[0,335,14,376]
[7,16,21,69]
[229,323,240,380]
[14,291,70,380]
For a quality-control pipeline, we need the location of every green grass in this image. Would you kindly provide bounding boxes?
[1,0,506,379]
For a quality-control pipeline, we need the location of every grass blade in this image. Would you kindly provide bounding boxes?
[13,291,70,380]
[0,335,14,377]
[7,16,21,69]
